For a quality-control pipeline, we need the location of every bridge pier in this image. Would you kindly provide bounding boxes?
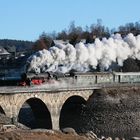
[50,108,60,130]
[10,105,18,125]
[49,105,61,130]
[11,116,18,125]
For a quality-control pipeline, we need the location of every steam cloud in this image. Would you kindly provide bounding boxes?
[26,33,140,73]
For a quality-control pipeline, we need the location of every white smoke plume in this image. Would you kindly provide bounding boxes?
[26,33,140,74]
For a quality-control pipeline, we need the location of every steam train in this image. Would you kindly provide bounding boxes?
[19,71,140,86]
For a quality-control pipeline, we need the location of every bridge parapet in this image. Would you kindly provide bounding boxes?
[0,82,139,94]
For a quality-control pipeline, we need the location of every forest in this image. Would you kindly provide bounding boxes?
[0,39,33,52]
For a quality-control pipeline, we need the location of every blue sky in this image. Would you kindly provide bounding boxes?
[0,0,140,41]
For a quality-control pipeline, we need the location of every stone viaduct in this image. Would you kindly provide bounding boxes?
[0,83,139,130]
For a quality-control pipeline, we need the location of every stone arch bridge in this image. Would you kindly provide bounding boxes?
[0,83,139,130]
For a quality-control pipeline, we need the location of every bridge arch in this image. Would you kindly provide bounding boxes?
[59,90,92,108]
[0,99,12,117]
[0,105,6,115]
[59,95,86,132]
[17,97,52,129]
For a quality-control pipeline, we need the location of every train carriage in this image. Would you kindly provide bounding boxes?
[113,72,140,83]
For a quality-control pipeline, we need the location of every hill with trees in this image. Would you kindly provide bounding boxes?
[0,39,33,52]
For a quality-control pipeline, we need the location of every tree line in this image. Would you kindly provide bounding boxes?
[33,20,140,51]
[0,39,33,52]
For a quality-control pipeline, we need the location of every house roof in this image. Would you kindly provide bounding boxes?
[0,46,10,55]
